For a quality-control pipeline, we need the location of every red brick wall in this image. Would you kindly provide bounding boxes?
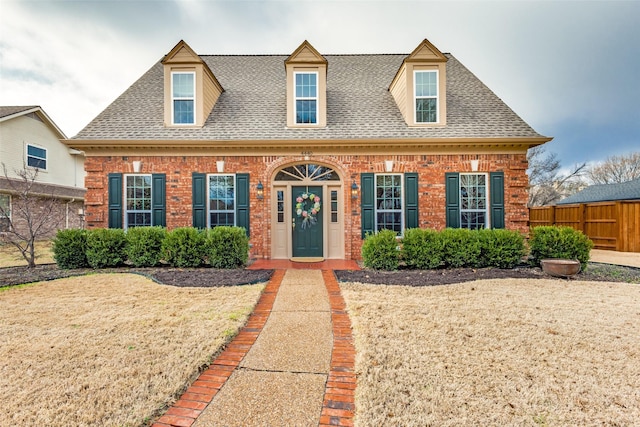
[84,153,529,260]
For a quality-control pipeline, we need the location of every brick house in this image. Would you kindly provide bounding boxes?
[1,106,85,236]
[68,39,551,261]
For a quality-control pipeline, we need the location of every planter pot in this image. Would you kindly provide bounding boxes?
[540,259,581,278]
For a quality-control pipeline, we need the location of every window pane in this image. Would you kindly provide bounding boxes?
[416,98,437,123]
[296,100,317,124]
[375,174,403,233]
[27,145,46,158]
[173,73,194,97]
[125,174,152,228]
[209,175,235,227]
[460,174,487,229]
[174,100,194,124]
[415,71,437,97]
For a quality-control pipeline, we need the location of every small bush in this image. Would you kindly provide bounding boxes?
[401,228,443,269]
[362,229,400,271]
[477,229,526,269]
[125,227,167,267]
[206,226,249,269]
[440,228,481,268]
[86,228,127,268]
[52,229,89,269]
[162,227,206,268]
[529,226,593,269]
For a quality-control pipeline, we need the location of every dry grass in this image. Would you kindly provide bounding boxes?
[0,240,55,267]
[0,273,264,426]
[341,279,640,426]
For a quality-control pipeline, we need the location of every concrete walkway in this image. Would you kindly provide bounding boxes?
[152,269,356,427]
[590,249,640,268]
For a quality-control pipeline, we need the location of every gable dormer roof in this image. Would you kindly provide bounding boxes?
[405,38,448,63]
[285,40,328,66]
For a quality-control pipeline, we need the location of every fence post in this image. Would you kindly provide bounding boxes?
[615,201,622,252]
[579,204,586,233]
[550,205,556,225]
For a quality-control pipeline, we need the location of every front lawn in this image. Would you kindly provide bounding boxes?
[341,278,640,426]
[0,274,264,426]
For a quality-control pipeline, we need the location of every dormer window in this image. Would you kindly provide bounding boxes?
[285,41,327,128]
[295,72,318,124]
[415,70,438,123]
[171,72,195,125]
[389,39,448,127]
[162,40,223,128]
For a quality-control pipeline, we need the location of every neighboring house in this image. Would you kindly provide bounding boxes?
[557,178,640,205]
[0,106,85,235]
[68,39,551,260]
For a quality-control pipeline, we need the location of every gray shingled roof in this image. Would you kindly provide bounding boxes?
[74,53,545,141]
[557,178,640,204]
[0,106,38,120]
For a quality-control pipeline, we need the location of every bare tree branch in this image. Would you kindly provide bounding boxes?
[527,146,587,206]
[586,152,640,184]
[1,163,65,268]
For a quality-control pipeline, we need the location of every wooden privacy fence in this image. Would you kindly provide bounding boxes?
[529,201,640,252]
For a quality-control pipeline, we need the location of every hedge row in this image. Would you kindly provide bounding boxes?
[362,226,592,271]
[52,226,249,270]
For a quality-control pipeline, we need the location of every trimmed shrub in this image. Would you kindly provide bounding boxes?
[477,229,526,269]
[86,228,127,268]
[362,229,400,271]
[52,229,89,269]
[125,226,167,267]
[529,226,593,269]
[206,226,249,269]
[440,228,481,268]
[401,228,444,269]
[162,227,206,268]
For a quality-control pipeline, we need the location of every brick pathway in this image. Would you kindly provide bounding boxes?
[152,267,357,427]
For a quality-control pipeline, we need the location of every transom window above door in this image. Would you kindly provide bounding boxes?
[275,164,340,181]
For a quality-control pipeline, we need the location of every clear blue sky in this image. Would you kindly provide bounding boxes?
[1,0,638,169]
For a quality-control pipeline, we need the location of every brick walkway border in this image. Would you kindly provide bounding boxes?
[320,269,356,427]
[152,268,357,427]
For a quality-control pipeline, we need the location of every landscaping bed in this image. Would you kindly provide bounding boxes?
[2,262,639,289]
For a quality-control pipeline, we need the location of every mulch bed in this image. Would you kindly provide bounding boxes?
[2,262,639,289]
[0,264,273,288]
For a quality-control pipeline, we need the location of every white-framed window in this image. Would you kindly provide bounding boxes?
[125,174,152,228]
[171,71,195,125]
[209,174,235,227]
[0,194,10,232]
[375,174,403,234]
[460,173,488,229]
[414,70,438,123]
[294,71,318,124]
[26,144,47,170]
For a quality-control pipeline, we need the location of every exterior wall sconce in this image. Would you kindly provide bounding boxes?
[256,181,264,200]
[470,159,479,172]
[132,160,142,173]
[385,159,394,172]
[351,181,359,199]
[216,160,225,173]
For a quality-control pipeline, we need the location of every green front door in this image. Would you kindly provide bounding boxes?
[292,185,323,257]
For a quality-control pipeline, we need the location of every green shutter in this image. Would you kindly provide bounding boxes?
[151,174,166,227]
[235,173,250,237]
[404,172,419,229]
[490,171,505,229]
[192,173,206,229]
[108,173,122,229]
[445,172,460,228]
[361,173,375,238]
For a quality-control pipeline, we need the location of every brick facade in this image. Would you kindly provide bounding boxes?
[84,152,529,261]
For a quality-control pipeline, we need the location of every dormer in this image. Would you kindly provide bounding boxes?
[162,40,223,128]
[285,41,328,128]
[389,39,448,127]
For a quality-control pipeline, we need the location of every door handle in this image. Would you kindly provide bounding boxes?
[292,218,296,230]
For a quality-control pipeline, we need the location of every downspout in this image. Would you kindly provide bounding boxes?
[66,198,75,229]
